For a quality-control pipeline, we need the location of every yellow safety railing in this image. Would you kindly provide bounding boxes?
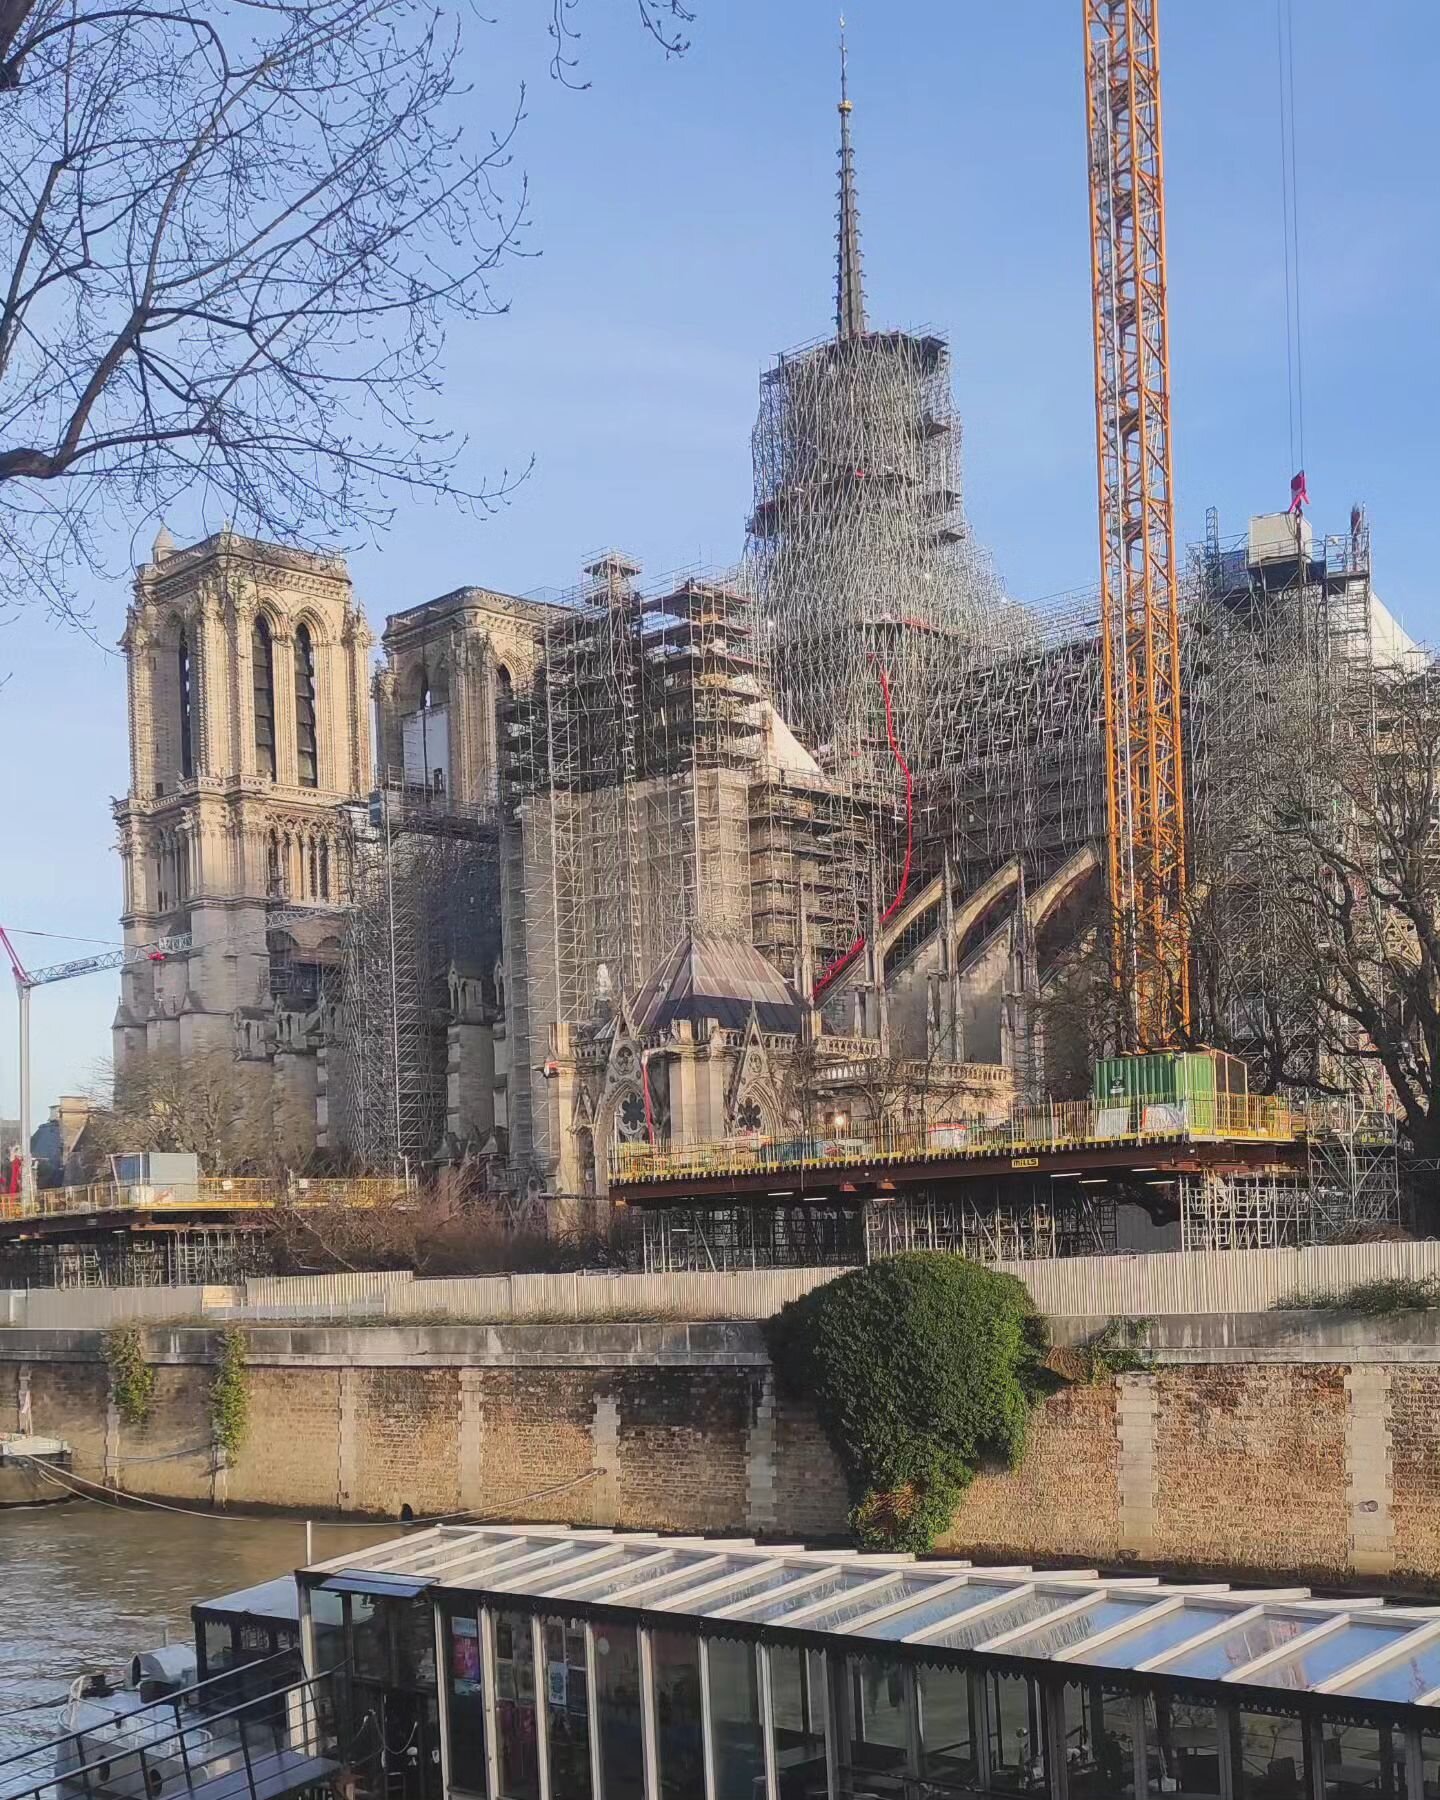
[610,1091,1302,1186]
[0,1175,410,1224]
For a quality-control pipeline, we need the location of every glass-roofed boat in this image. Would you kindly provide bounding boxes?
[288,1523,1440,1799]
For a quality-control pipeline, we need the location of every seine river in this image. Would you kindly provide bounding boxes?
[0,1501,395,1760]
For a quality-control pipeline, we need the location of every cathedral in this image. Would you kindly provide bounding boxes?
[111,70,1035,1200]
[111,63,1395,1231]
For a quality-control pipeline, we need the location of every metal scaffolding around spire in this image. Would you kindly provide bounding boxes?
[835,19,867,340]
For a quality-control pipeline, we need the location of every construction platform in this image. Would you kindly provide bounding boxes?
[0,1175,406,1241]
[608,1094,1305,1204]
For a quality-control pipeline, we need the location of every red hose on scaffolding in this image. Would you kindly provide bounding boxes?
[812,656,914,1001]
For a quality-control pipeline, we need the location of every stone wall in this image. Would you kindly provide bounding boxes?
[6,1314,1440,1588]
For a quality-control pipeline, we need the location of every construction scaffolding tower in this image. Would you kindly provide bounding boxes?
[332,782,500,1171]
[500,557,865,1170]
[636,1203,864,1274]
[1179,1174,1310,1252]
[1305,1099,1403,1241]
[503,558,761,1019]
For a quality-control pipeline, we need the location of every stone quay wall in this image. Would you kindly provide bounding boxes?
[4,1312,1440,1589]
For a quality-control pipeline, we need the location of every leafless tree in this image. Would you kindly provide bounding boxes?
[1041,661,1440,1155]
[1266,666,1440,1158]
[549,0,694,86]
[83,1049,273,1172]
[0,0,694,621]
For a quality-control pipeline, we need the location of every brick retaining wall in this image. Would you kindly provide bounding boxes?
[4,1315,1439,1588]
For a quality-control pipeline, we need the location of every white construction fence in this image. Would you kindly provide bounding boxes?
[3,1238,1440,1331]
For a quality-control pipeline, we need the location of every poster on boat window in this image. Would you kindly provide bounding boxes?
[547,1662,567,1708]
[449,1617,481,1694]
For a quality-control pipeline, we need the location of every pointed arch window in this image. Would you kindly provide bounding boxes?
[177,629,194,780]
[252,615,277,780]
[295,623,318,787]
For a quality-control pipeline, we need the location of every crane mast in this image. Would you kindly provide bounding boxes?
[1084,0,1191,1051]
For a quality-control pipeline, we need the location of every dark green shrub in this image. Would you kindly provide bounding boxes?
[765,1254,1049,1553]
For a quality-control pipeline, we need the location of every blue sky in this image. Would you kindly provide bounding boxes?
[3,0,1438,1115]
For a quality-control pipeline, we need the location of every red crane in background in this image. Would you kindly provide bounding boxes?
[1084,0,1192,1051]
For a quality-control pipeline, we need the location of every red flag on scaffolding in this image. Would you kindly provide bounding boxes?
[1289,469,1309,516]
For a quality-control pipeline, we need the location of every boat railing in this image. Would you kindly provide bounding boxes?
[0,1652,299,1780]
[0,1660,341,1800]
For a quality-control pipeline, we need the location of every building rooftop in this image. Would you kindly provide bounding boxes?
[633,933,805,1037]
[383,584,562,637]
[307,1524,1440,1704]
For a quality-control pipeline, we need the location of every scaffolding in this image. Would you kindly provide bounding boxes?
[864,1189,1116,1263]
[919,589,1106,899]
[500,558,863,1170]
[0,1228,269,1287]
[1179,1174,1310,1252]
[1305,1099,1403,1240]
[636,1202,864,1274]
[504,558,763,1014]
[331,783,500,1171]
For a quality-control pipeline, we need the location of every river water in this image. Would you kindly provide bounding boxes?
[0,1500,396,1761]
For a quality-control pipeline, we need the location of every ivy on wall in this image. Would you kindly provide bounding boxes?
[766,1253,1049,1554]
[103,1324,157,1427]
[209,1328,250,1464]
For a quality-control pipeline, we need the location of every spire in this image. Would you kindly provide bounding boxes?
[835,18,867,341]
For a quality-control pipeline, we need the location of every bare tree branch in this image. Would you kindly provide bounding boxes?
[0,0,695,623]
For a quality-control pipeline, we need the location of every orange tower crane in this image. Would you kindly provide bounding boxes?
[1083,0,1192,1051]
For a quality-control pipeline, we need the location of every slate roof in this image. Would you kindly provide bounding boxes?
[633,933,804,1036]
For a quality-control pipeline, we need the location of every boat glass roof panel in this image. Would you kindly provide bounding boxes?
[795,1574,950,1633]
[1077,1601,1240,1670]
[196,1577,299,1623]
[856,1581,1020,1644]
[482,1541,634,1590]
[294,1524,1440,1705]
[601,1557,760,1608]
[922,1589,1077,1652]
[1159,1614,1313,1681]
[1250,1619,1425,1692]
[994,1595,1168,1661]
[726,1568,888,1624]
[1337,1638,1440,1705]
[655,1562,814,1615]
[544,1550,713,1602]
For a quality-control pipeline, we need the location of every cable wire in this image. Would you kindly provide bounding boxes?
[16,1454,601,1529]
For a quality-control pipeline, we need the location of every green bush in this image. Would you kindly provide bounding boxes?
[103,1324,156,1427]
[1275,1275,1440,1315]
[765,1254,1049,1554]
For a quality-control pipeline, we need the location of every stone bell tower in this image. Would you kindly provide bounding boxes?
[111,528,373,1158]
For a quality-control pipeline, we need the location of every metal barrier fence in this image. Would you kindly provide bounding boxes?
[9,1242,1440,1329]
[611,1092,1302,1186]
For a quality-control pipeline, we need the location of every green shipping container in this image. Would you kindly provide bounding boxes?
[1092,1049,1248,1105]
